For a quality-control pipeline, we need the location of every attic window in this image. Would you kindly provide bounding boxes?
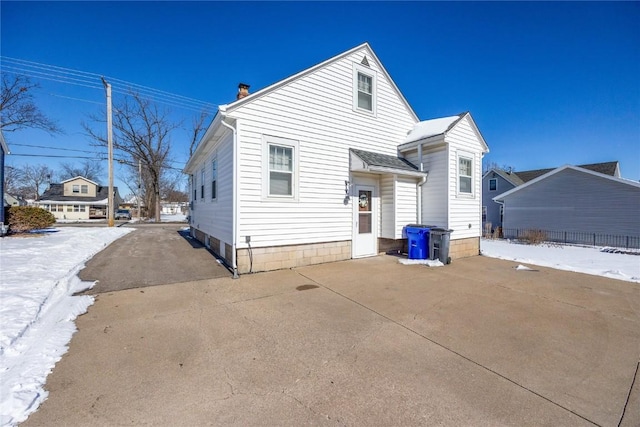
[361,56,369,67]
[352,63,376,116]
[72,185,80,193]
[489,178,497,191]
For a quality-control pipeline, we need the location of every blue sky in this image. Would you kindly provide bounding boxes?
[1,1,639,195]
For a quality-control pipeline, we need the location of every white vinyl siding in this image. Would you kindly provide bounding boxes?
[395,177,418,238]
[447,116,484,240]
[188,131,234,244]
[418,147,449,228]
[231,47,416,248]
[380,176,394,238]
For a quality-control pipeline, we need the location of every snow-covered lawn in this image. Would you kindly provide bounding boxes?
[481,238,640,283]
[0,227,132,426]
[1,229,638,426]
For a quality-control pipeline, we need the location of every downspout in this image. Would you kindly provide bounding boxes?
[417,143,427,224]
[219,114,239,279]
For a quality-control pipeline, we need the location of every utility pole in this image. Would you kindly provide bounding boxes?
[138,158,142,221]
[101,77,114,227]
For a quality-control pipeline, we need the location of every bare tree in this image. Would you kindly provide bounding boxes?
[483,161,515,174]
[0,74,62,134]
[58,160,105,182]
[84,92,178,221]
[3,164,22,194]
[188,110,210,157]
[19,163,54,201]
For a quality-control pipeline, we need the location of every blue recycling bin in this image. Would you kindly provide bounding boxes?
[404,225,431,260]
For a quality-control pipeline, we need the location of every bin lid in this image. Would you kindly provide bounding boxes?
[430,227,453,233]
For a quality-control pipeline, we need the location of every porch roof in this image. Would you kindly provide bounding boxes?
[350,149,426,177]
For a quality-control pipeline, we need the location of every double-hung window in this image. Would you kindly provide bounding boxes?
[72,184,80,194]
[458,155,473,195]
[81,185,88,194]
[192,174,197,202]
[211,158,218,200]
[200,168,205,199]
[269,145,293,196]
[352,63,376,115]
[264,135,298,199]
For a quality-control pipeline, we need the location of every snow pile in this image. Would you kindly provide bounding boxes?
[481,239,640,283]
[398,258,444,267]
[0,227,132,426]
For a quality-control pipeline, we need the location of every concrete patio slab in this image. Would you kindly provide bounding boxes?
[23,255,639,426]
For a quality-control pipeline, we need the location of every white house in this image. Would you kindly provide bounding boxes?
[184,43,489,276]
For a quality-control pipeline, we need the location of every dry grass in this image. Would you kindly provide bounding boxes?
[521,229,547,245]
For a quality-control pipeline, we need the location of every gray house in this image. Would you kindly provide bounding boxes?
[493,164,639,247]
[482,161,620,233]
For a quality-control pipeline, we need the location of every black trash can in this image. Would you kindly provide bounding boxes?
[429,228,453,264]
[404,224,431,260]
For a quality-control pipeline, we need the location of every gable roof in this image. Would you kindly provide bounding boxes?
[399,111,489,153]
[39,183,120,203]
[512,161,619,183]
[493,164,640,201]
[482,168,524,186]
[351,149,419,171]
[60,176,99,186]
[220,42,419,122]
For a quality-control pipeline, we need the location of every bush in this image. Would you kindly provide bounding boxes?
[521,229,547,245]
[6,206,56,234]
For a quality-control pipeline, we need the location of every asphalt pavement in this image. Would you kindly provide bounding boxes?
[79,223,231,294]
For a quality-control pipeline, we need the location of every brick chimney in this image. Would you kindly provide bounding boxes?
[237,83,250,100]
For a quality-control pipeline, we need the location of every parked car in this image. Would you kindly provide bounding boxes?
[115,209,132,220]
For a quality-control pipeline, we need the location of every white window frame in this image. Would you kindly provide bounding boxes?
[262,135,299,201]
[200,168,205,199]
[457,152,475,197]
[352,63,377,116]
[211,156,218,201]
[81,185,88,194]
[72,184,80,193]
[489,178,497,191]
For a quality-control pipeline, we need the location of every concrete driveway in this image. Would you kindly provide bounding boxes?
[24,254,639,426]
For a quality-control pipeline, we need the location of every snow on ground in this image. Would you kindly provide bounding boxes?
[160,213,187,222]
[0,227,132,426]
[1,229,638,426]
[481,238,640,283]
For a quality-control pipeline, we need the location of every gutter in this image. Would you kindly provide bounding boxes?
[417,143,427,223]
[219,113,239,279]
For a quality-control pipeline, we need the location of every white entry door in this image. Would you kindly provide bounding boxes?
[352,185,377,258]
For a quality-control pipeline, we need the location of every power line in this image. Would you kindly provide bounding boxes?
[9,143,102,155]
[1,56,221,113]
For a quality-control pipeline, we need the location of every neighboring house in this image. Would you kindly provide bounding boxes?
[493,165,640,245]
[38,176,122,221]
[184,43,489,276]
[483,161,620,232]
[4,193,27,207]
[161,201,187,215]
[0,131,8,235]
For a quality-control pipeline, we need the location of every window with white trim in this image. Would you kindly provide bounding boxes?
[200,168,205,199]
[211,158,218,200]
[81,185,88,194]
[482,206,487,222]
[72,184,80,193]
[458,156,473,194]
[192,174,196,202]
[263,135,299,199]
[489,178,497,191]
[352,63,376,115]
